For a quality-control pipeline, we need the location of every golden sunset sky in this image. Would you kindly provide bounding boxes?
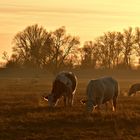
[0,0,140,60]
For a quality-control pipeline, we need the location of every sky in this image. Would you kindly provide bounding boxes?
[0,0,140,61]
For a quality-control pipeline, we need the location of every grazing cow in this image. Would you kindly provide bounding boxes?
[128,83,140,96]
[81,77,119,112]
[44,71,77,107]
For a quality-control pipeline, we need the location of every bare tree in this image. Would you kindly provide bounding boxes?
[94,33,115,69]
[121,27,134,68]
[49,26,80,73]
[81,41,99,68]
[12,24,51,69]
[2,51,9,62]
[115,32,124,68]
[134,27,140,56]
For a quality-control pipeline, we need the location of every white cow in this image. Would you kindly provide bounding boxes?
[81,77,119,112]
[44,71,77,107]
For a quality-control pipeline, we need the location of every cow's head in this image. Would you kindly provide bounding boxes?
[80,99,87,105]
[128,88,134,96]
[43,94,58,107]
[80,99,96,112]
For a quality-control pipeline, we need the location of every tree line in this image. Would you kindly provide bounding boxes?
[2,24,140,73]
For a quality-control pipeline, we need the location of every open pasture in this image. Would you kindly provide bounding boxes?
[0,74,140,140]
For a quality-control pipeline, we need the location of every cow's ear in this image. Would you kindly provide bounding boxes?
[80,99,87,105]
[43,96,48,101]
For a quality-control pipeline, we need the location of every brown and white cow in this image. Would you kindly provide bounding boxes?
[128,83,140,96]
[44,71,77,107]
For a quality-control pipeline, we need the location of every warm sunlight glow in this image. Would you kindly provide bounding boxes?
[1,0,140,61]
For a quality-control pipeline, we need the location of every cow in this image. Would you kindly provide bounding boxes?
[43,71,77,107]
[128,83,140,96]
[81,77,119,112]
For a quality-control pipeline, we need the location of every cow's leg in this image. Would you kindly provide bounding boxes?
[67,88,73,107]
[67,96,70,107]
[67,94,72,107]
[105,102,108,111]
[71,89,76,106]
[105,100,112,111]
[71,94,74,106]
[63,96,67,107]
[112,97,117,112]
[68,94,74,107]
[95,97,103,111]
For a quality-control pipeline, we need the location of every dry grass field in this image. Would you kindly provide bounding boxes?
[0,71,140,140]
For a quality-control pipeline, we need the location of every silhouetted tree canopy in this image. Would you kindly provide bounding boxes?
[4,24,140,72]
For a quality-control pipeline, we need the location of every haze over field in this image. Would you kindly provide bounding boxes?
[1,0,140,59]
